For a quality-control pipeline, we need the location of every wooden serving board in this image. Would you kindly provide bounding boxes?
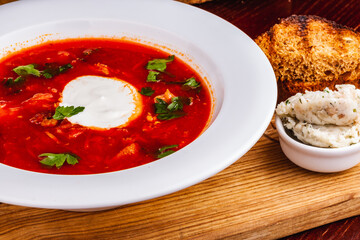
[1,117,360,239]
[2,0,360,239]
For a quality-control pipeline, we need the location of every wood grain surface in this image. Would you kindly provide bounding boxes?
[1,0,360,239]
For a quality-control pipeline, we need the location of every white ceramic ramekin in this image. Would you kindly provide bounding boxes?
[275,115,360,173]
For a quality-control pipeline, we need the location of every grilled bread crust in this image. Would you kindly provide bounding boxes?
[255,15,360,102]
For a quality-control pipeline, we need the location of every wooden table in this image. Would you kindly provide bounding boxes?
[1,0,360,239]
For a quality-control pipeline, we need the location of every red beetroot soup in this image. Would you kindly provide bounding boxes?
[0,38,212,174]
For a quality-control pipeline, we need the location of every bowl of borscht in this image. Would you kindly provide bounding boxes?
[0,0,277,211]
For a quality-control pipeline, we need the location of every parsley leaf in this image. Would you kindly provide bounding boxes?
[41,72,53,79]
[157,112,185,120]
[4,76,26,86]
[167,97,183,111]
[183,77,201,89]
[5,63,73,86]
[39,153,79,168]
[13,64,41,77]
[59,64,73,73]
[146,71,161,82]
[146,55,174,72]
[139,87,155,96]
[154,98,186,120]
[158,144,179,152]
[42,63,73,79]
[53,106,85,120]
[154,98,168,114]
[5,64,41,86]
[157,144,178,159]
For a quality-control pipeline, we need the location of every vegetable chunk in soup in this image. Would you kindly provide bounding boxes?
[0,39,212,174]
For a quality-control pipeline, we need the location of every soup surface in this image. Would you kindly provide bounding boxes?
[0,39,212,174]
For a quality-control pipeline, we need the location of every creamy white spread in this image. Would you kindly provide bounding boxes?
[276,84,360,148]
[60,75,142,129]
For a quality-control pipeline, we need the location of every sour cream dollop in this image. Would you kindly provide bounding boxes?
[60,75,142,129]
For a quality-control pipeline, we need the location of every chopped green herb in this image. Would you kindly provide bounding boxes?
[154,98,168,114]
[42,63,73,79]
[59,64,73,73]
[183,77,201,89]
[157,150,175,159]
[167,97,183,111]
[285,99,290,105]
[5,76,26,86]
[39,153,79,168]
[157,144,178,159]
[154,97,188,120]
[157,112,185,120]
[324,89,330,93]
[139,87,155,96]
[41,72,53,79]
[146,55,174,72]
[53,106,85,120]
[146,71,161,82]
[158,144,179,152]
[5,63,73,86]
[13,64,41,77]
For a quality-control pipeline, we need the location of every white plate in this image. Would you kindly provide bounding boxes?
[0,0,277,211]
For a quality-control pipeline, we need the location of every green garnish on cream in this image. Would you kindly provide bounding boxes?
[53,106,85,120]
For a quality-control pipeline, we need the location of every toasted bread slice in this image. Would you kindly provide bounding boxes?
[255,15,360,101]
